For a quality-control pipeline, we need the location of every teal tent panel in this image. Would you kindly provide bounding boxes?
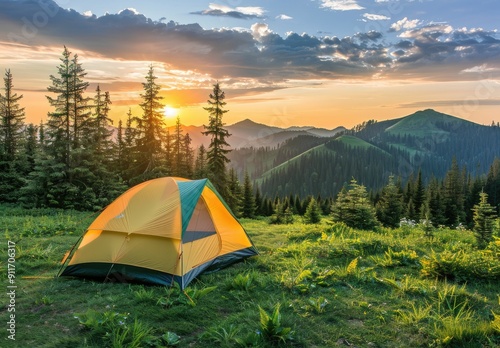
[176,179,207,235]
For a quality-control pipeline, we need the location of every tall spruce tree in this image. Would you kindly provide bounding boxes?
[172,115,184,176]
[194,144,207,179]
[485,158,500,211]
[413,169,426,217]
[427,177,446,227]
[122,108,138,182]
[241,171,256,218]
[443,158,466,226]
[226,168,242,216]
[69,53,92,150]
[0,69,26,202]
[472,191,497,249]
[202,83,231,197]
[182,133,194,178]
[84,85,124,208]
[133,65,166,183]
[24,47,93,208]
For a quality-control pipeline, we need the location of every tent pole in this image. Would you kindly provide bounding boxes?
[55,234,83,278]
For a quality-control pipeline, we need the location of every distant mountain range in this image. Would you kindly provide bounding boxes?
[233,109,500,198]
[169,119,346,149]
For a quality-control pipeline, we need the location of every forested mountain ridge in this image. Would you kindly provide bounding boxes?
[165,118,346,150]
[257,109,500,199]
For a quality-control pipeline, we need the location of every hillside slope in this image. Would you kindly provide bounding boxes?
[257,109,500,198]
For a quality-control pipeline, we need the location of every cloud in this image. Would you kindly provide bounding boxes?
[251,23,272,41]
[460,64,500,74]
[191,3,265,19]
[363,13,390,21]
[320,0,365,11]
[1,0,500,88]
[390,17,422,32]
[398,99,500,108]
[276,14,293,20]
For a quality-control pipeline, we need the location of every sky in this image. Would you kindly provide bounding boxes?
[1,0,500,129]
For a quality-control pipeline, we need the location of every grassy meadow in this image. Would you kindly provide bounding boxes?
[1,205,500,347]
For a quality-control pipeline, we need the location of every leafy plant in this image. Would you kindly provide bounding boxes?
[279,253,314,293]
[132,285,156,302]
[228,272,257,292]
[201,324,240,347]
[182,285,218,307]
[162,331,181,346]
[302,296,329,314]
[378,275,427,296]
[258,303,295,345]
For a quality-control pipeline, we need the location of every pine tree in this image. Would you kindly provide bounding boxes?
[83,85,124,208]
[270,198,293,224]
[121,108,138,183]
[304,197,321,224]
[22,123,38,176]
[133,65,166,182]
[443,158,466,226]
[182,133,194,178]
[172,115,184,176]
[194,144,207,179]
[472,191,497,249]
[485,158,500,211]
[226,168,242,216]
[331,178,379,230]
[24,47,93,208]
[116,119,126,177]
[376,175,403,228]
[69,53,92,150]
[202,83,231,198]
[0,69,26,202]
[427,177,446,227]
[241,171,256,218]
[413,169,426,217]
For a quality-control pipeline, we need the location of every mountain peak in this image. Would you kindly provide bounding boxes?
[385,109,474,137]
[230,118,265,128]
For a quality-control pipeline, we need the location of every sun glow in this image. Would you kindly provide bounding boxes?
[163,106,179,118]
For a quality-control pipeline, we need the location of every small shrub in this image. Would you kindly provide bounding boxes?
[228,272,257,292]
[372,248,419,268]
[421,249,500,282]
[258,303,295,345]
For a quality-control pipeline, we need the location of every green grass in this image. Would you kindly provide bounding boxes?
[336,135,387,153]
[1,207,500,347]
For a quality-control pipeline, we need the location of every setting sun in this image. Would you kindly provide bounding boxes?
[163,106,179,118]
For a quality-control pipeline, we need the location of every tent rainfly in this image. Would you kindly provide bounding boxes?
[59,177,258,289]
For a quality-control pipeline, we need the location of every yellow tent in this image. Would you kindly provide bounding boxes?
[59,177,258,288]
